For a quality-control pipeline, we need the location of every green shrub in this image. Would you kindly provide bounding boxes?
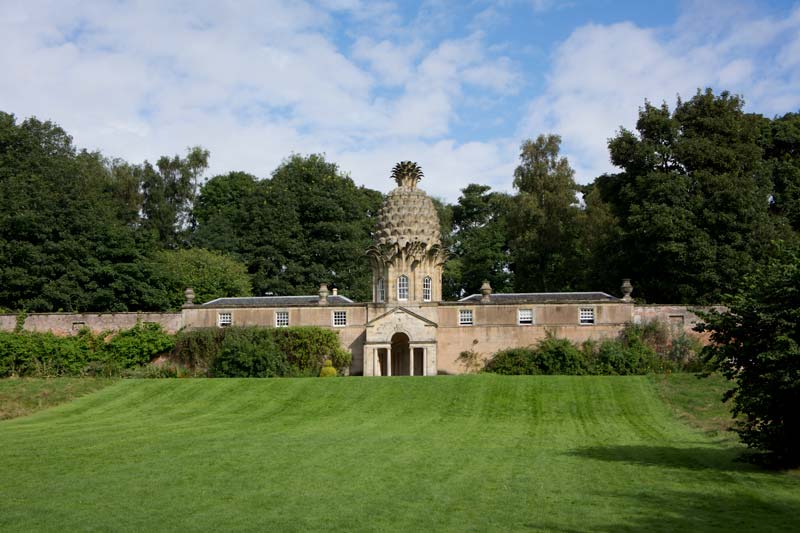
[211,327,291,377]
[533,337,588,375]
[485,347,538,375]
[485,337,588,375]
[319,359,337,377]
[271,327,351,376]
[0,323,174,378]
[172,327,226,371]
[172,326,352,377]
[0,330,95,377]
[102,322,175,368]
[121,364,179,378]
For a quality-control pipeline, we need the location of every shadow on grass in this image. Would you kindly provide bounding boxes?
[525,488,800,532]
[567,444,749,472]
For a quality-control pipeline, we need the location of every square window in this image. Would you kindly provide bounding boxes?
[518,309,533,325]
[459,309,473,326]
[579,307,595,325]
[276,311,289,327]
[218,312,232,327]
[333,310,347,327]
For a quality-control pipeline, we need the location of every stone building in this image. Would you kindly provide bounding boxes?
[181,162,638,375]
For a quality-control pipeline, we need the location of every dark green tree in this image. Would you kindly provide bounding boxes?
[599,90,786,303]
[762,112,800,231]
[697,242,800,467]
[147,248,252,309]
[443,184,513,299]
[576,182,624,294]
[193,155,382,301]
[508,134,583,292]
[0,112,167,312]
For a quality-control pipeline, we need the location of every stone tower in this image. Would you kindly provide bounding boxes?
[367,161,447,304]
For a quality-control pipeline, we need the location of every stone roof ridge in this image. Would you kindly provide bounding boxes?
[202,294,355,307]
[457,291,620,302]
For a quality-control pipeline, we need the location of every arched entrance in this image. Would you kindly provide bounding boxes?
[391,332,410,376]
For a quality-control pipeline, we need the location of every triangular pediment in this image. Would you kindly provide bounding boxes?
[366,306,438,328]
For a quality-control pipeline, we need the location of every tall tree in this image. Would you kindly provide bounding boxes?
[599,90,787,303]
[140,146,209,248]
[0,112,166,311]
[147,248,252,309]
[508,134,583,292]
[193,155,382,301]
[443,184,513,299]
[763,112,800,231]
[697,241,800,467]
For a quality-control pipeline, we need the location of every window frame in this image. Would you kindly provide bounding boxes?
[218,312,232,328]
[422,276,432,302]
[518,308,533,325]
[377,277,385,302]
[397,275,409,301]
[275,310,289,327]
[579,307,595,325]
[459,309,474,326]
[332,310,347,327]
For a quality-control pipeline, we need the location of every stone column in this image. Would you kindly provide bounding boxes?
[386,349,392,377]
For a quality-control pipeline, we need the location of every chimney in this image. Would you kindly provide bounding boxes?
[332,287,338,296]
[480,280,492,303]
[318,283,329,305]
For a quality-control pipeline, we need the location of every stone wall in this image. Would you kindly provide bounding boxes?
[0,313,183,335]
[632,305,715,337]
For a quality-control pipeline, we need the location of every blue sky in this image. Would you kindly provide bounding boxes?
[1,0,799,201]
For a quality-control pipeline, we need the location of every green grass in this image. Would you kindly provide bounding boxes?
[1,375,798,531]
[0,377,116,420]
[652,372,738,437]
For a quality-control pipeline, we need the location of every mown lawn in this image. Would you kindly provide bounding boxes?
[0,377,116,420]
[1,375,798,532]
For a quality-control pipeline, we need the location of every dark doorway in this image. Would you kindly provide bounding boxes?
[391,332,411,376]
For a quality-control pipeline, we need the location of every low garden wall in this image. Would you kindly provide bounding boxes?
[0,313,183,335]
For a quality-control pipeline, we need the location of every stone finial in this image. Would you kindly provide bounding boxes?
[480,280,492,303]
[183,287,196,307]
[318,283,329,305]
[391,161,423,189]
[621,278,633,302]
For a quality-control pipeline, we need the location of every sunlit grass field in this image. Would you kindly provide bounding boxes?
[1,375,798,531]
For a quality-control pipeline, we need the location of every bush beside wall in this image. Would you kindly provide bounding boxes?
[0,323,175,378]
[0,324,352,378]
[171,326,352,377]
[485,321,703,376]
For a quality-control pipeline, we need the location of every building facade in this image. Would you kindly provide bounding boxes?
[181,162,639,375]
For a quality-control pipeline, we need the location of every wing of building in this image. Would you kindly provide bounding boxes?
[181,161,639,375]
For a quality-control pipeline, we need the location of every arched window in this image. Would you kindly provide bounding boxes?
[422,276,432,302]
[377,278,385,302]
[397,275,409,300]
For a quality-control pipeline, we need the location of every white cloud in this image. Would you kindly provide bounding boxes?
[352,37,422,86]
[520,5,800,183]
[0,1,519,200]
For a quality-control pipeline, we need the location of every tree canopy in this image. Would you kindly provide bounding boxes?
[597,90,793,303]
[2,87,799,310]
[697,242,800,467]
